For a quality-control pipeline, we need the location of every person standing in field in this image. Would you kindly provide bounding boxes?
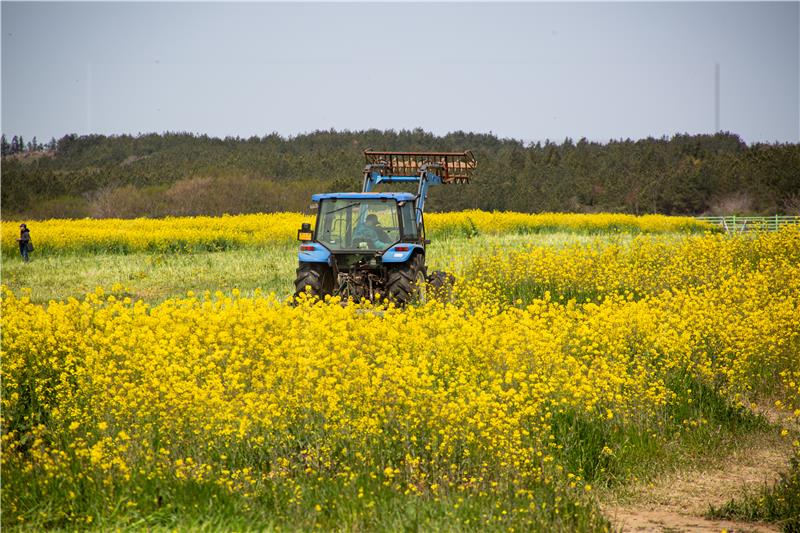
[17,223,32,262]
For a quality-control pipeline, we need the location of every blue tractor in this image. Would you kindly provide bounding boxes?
[294,150,476,304]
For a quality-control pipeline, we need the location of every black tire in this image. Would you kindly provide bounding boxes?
[427,270,456,300]
[294,263,334,300]
[385,254,427,305]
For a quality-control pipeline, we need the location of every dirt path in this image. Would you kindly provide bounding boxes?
[602,432,793,532]
[603,509,777,533]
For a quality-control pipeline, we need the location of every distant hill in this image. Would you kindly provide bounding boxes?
[2,129,798,219]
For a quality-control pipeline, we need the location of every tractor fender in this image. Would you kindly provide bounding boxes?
[381,244,424,264]
[298,246,332,264]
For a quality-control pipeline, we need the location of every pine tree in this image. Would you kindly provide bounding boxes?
[18,135,25,153]
[1,134,8,156]
[10,135,19,154]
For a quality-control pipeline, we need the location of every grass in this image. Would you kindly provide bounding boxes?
[1,243,298,304]
[549,375,773,492]
[19,475,609,533]
[707,454,800,532]
[1,232,617,304]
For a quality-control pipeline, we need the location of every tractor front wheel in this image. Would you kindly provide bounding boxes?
[294,263,334,300]
[427,270,456,300]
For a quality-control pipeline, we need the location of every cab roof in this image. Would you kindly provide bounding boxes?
[311,192,416,202]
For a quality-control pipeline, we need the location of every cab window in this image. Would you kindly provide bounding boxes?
[400,202,418,240]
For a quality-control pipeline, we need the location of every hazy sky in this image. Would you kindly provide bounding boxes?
[2,2,798,144]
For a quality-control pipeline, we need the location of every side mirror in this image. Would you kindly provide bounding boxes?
[424,239,431,245]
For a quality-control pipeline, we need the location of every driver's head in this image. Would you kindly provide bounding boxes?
[366,214,379,226]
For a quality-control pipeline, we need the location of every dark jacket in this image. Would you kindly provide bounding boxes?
[353,223,390,248]
[19,228,30,242]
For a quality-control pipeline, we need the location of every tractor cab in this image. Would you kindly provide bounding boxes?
[312,193,420,253]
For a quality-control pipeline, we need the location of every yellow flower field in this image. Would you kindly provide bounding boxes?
[1,211,713,254]
[1,224,798,531]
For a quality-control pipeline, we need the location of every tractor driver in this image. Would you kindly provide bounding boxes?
[353,213,391,249]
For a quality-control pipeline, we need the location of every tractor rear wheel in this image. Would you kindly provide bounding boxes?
[294,263,334,300]
[385,255,426,305]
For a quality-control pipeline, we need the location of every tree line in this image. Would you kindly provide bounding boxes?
[1,134,57,156]
[1,129,798,219]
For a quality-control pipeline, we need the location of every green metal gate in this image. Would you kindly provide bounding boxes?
[696,215,800,233]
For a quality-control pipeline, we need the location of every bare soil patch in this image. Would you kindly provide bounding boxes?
[602,432,793,532]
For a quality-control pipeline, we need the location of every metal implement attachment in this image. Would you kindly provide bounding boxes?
[363,150,476,183]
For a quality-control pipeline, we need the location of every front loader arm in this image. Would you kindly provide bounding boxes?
[361,150,476,223]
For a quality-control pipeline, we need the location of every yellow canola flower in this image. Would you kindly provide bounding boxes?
[0,211,712,254]
[1,224,798,528]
